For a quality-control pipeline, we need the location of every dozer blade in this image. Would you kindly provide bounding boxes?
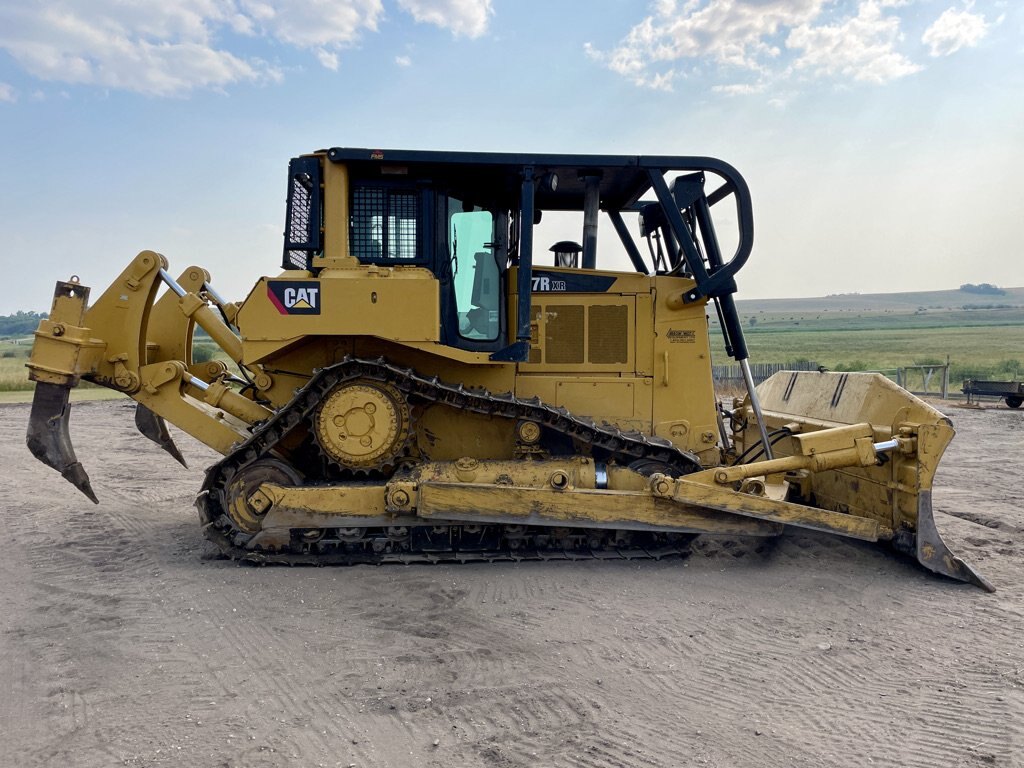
[135,403,188,468]
[749,371,993,591]
[26,382,98,504]
[913,491,993,591]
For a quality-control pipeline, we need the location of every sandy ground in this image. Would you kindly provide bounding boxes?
[0,398,1021,768]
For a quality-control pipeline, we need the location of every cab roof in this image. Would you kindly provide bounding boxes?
[323,146,740,212]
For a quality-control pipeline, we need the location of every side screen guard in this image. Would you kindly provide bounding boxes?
[282,155,324,271]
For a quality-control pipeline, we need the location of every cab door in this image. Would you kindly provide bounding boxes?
[439,196,505,352]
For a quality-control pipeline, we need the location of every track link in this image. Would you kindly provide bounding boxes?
[196,357,702,564]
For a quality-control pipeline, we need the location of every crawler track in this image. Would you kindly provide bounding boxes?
[196,358,703,564]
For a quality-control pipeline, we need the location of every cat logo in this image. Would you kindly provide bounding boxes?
[267,280,321,315]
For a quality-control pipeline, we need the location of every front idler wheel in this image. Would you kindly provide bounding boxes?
[224,459,302,533]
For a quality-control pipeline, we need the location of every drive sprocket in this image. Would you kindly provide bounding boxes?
[312,379,412,471]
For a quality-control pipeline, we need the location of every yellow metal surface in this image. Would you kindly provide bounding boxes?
[739,371,952,533]
[416,483,782,537]
[415,406,516,461]
[29,251,168,391]
[178,291,244,364]
[255,483,392,527]
[145,266,207,366]
[714,423,877,484]
[82,251,167,391]
[237,267,440,360]
[356,338,515,392]
[314,380,411,467]
[320,158,353,265]
[665,473,883,541]
[521,291,637,373]
[651,275,719,462]
[224,460,302,533]
[503,267,723,460]
[133,362,257,454]
[239,457,782,537]
[399,456,877,541]
[514,375,651,433]
[407,456,599,489]
[635,292,655,376]
[27,282,105,387]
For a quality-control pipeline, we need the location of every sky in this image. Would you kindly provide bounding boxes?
[0,0,1021,314]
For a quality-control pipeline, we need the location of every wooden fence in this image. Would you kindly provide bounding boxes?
[711,360,820,385]
[889,363,950,399]
[713,360,951,399]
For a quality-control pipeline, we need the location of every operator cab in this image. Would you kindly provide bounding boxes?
[281,148,755,363]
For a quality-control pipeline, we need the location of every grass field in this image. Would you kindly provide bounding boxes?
[0,388,124,404]
[710,303,1024,381]
[0,342,39,392]
[0,337,227,404]
[0,341,126,404]
[712,323,1023,377]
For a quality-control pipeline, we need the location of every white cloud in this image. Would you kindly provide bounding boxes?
[646,70,676,92]
[239,0,382,47]
[0,0,486,95]
[396,0,492,38]
[0,82,15,102]
[713,81,768,95]
[0,2,299,95]
[589,0,925,92]
[317,48,341,70]
[787,1,922,83]
[395,54,412,66]
[922,6,989,57]
[587,0,826,89]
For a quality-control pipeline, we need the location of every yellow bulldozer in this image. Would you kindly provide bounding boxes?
[25,148,990,589]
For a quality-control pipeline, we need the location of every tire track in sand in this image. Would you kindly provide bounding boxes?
[4,498,228,767]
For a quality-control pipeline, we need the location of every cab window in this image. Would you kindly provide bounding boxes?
[350,185,419,261]
[448,199,499,341]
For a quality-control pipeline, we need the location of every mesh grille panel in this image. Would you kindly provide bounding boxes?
[351,187,386,260]
[545,305,585,364]
[350,187,418,261]
[588,305,629,363]
[389,193,417,259]
[287,176,312,242]
[284,250,310,270]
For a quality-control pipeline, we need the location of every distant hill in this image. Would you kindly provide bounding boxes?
[735,287,1024,314]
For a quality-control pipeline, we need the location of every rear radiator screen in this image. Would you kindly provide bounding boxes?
[588,304,629,363]
[544,305,585,364]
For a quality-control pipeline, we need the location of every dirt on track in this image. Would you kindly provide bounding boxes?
[0,398,1021,768]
